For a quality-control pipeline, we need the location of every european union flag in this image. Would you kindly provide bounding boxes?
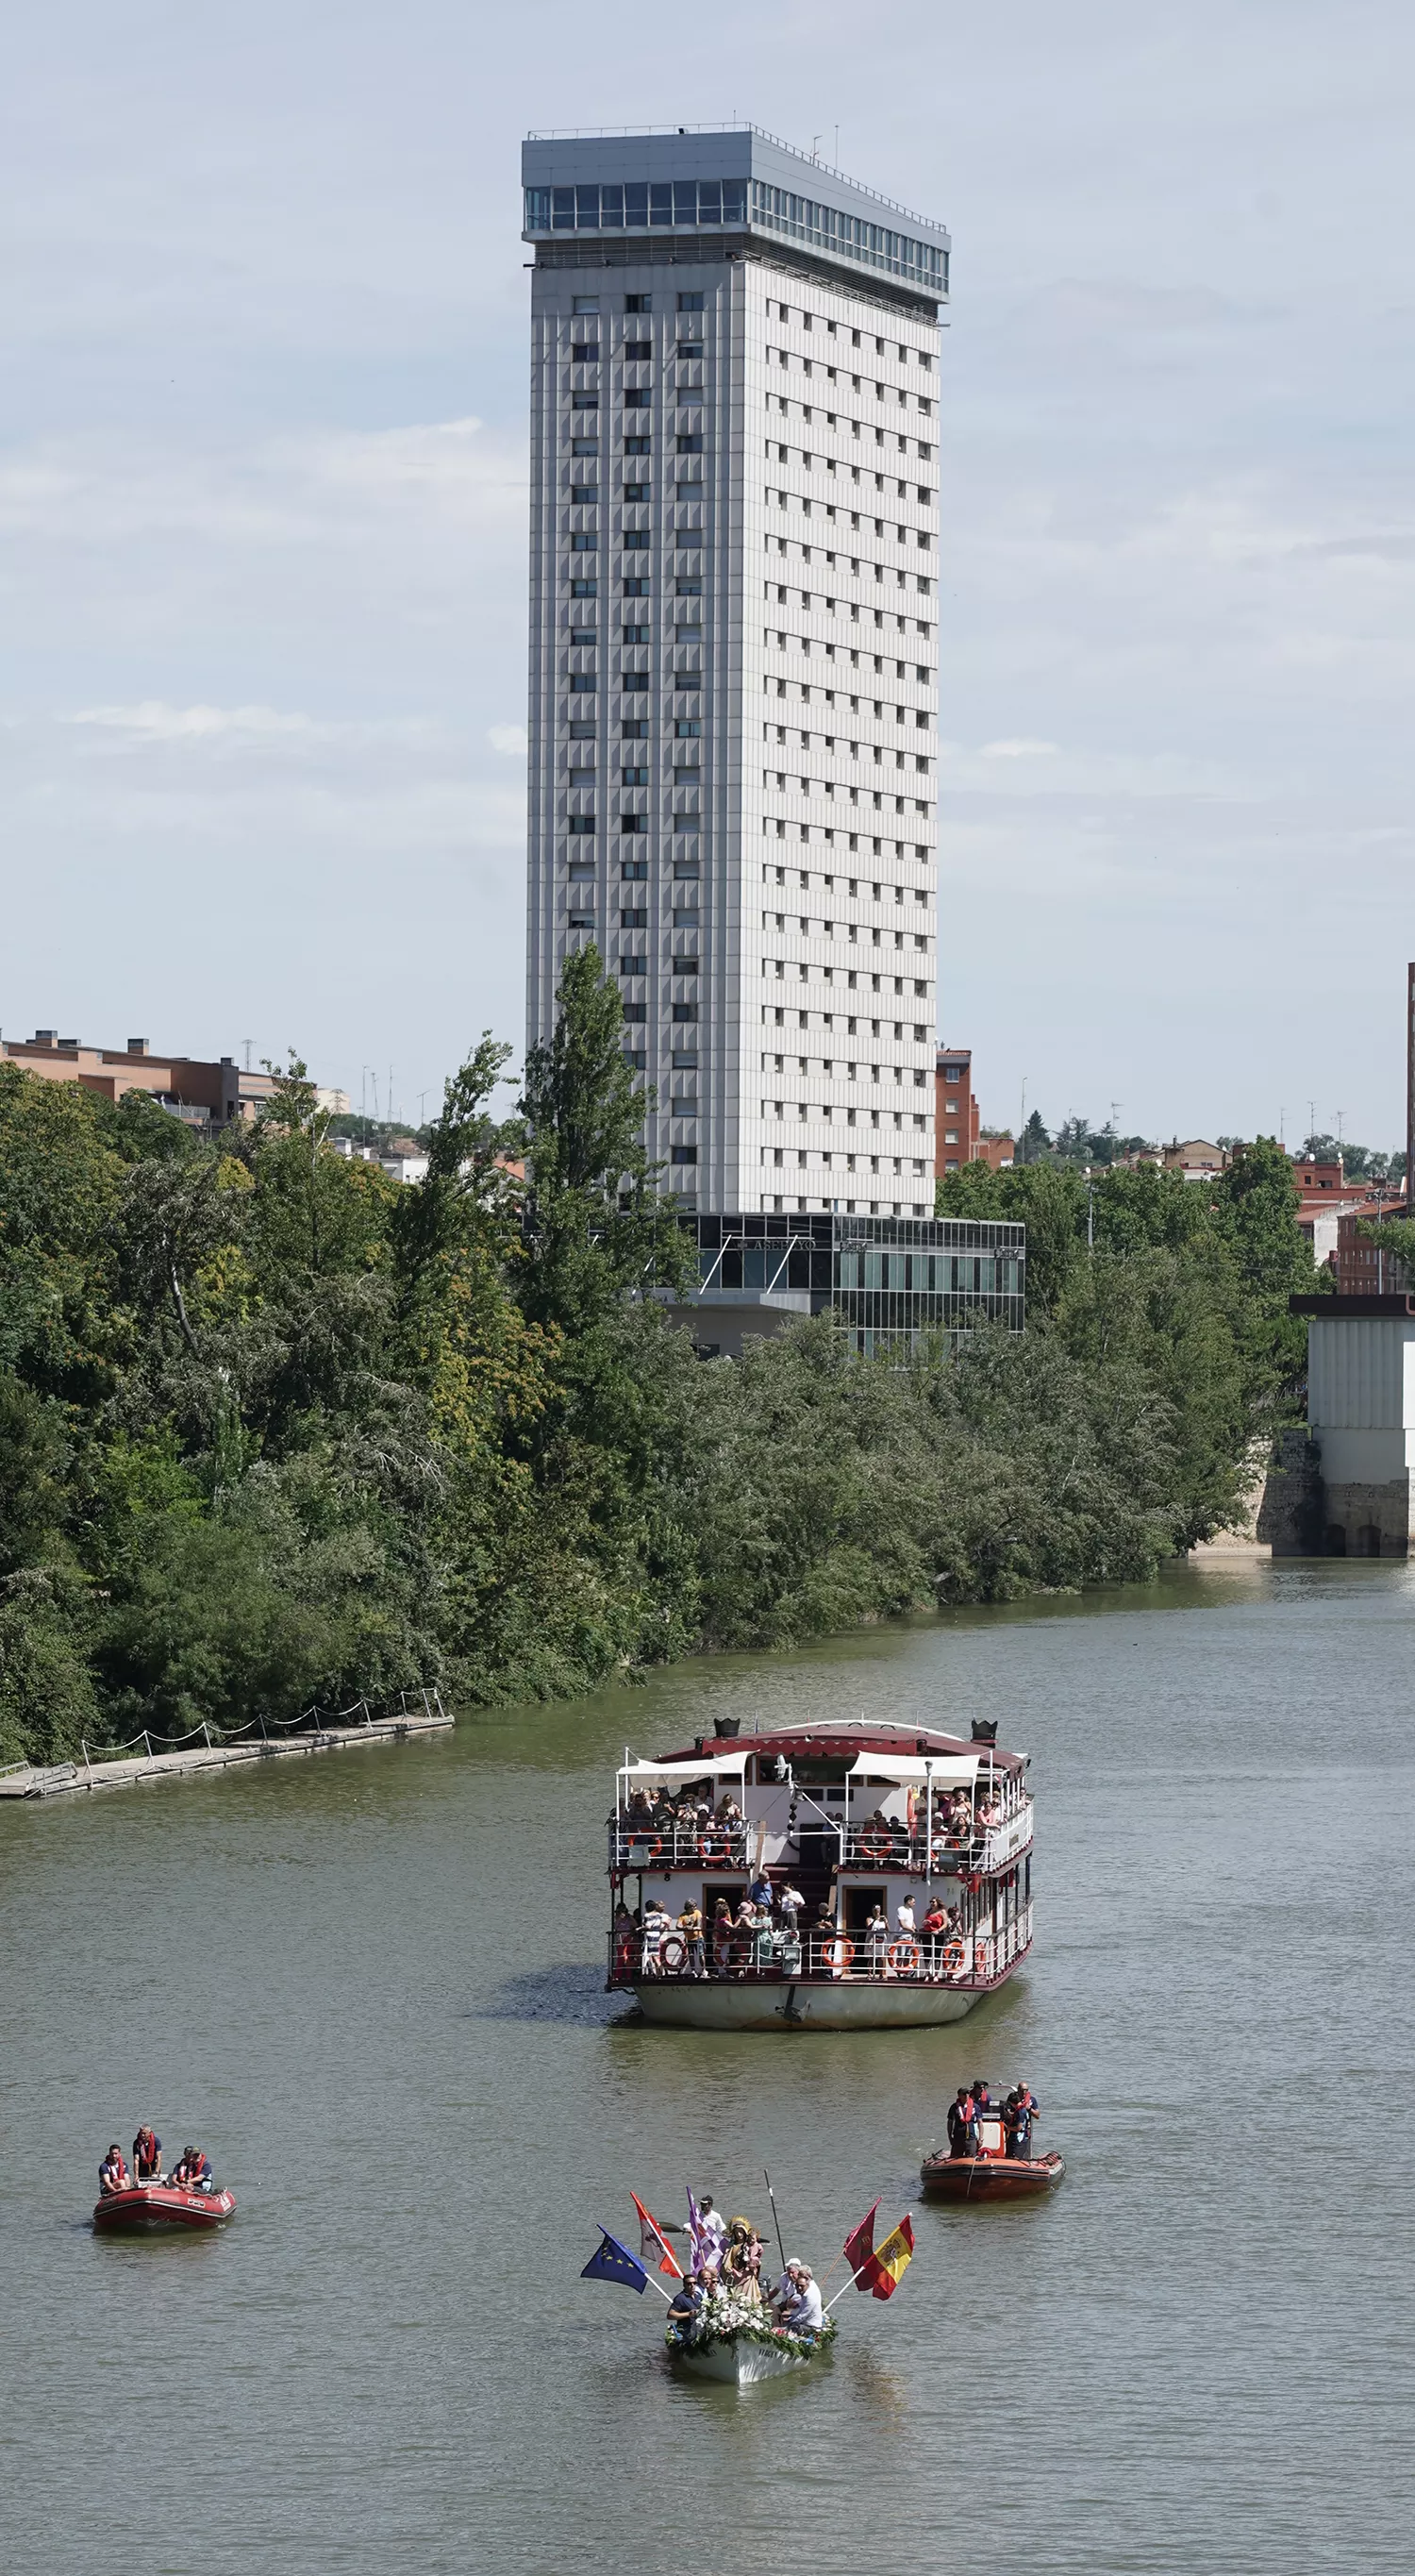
[580,2227,648,2294]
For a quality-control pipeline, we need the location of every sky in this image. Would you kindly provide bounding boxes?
[4,0,1414,1146]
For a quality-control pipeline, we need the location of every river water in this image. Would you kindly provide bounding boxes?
[3,1558,1413,2575]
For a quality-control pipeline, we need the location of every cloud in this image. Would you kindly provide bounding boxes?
[71,699,323,741]
[487,723,527,756]
[980,738,1059,758]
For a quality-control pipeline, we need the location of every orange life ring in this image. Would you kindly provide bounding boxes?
[888,1938,921,1974]
[632,1834,662,1860]
[941,1939,966,1975]
[858,1830,892,1860]
[819,1935,856,1971]
[658,1932,688,1973]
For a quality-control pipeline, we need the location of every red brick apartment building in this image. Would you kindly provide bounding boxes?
[1,1029,276,1129]
[935,1048,1014,1177]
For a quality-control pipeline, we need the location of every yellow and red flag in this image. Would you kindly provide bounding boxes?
[867,2213,915,2300]
[630,2193,684,2278]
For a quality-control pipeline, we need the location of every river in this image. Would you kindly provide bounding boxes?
[3,1558,1413,2574]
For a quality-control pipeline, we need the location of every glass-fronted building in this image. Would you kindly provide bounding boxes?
[674,1210,1024,1355]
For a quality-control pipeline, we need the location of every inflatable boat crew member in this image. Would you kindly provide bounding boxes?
[99,2144,130,2196]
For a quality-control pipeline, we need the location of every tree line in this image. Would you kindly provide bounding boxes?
[0,957,1320,1766]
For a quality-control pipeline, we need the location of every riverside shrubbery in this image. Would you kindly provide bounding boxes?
[0,958,1317,1765]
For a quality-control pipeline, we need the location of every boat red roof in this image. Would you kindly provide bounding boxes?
[658,1717,1024,1772]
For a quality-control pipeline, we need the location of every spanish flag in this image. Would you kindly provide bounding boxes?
[868,2213,915,2300]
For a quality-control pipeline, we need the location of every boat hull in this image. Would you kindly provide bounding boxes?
[633,1977,983,2030]
[92,2184,236,2233]
[920,2151,1063,2200]
[674,2339,814,2384]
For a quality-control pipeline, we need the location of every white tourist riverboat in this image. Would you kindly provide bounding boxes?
[607,1716,1033,2030]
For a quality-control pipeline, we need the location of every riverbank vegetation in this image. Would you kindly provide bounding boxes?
[0,962,1320,1765]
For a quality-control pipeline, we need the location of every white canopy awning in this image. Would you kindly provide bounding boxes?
[846,1753,985,1787]
[619,1754,749,1785]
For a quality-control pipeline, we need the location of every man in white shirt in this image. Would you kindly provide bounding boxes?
[783,2265,824,2334]
[896,1894,918,1941]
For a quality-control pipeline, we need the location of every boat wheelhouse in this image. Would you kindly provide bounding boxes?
[607,1717,1033,2030]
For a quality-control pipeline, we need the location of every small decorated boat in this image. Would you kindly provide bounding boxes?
[92,2183,236,2233]
[669,2305,837,2384]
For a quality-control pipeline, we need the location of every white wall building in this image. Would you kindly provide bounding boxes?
[522,127,948,1220]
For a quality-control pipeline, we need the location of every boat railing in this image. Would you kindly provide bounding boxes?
[608,1815,1031,1878]
[608,1919,1029,1987]
[610,1824,749,1870]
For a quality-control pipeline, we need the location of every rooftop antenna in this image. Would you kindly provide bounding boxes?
[242,1039,253,1072]
[1308,1100,1316,1154]
[834,125,840,164]
[812,134,822,161]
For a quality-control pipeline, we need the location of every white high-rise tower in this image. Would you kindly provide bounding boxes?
[522,127,949,1224]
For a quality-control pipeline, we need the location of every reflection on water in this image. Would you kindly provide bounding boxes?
[5,1558,1415,2572]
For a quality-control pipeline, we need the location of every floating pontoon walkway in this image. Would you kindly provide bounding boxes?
[0,1701,452,1799]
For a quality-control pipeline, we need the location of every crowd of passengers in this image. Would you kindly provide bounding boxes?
[665,2200,825,2342]
[612,1872,967,1981]
[616,1783,1014,1859]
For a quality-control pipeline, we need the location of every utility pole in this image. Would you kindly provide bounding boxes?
[1019,1076,1027,1165]
[242,1040,253,1073]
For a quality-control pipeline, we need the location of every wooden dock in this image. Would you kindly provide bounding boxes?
[0,1707,453,1800]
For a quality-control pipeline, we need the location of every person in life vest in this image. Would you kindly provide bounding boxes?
[173,2145,213,2191]
[132,2124,162,2183]
[1006,2083,1040,2159]
[99,2144,130,2196]
[946,2086,977,2159]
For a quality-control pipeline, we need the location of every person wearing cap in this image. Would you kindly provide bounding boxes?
[696,2196,727,2262]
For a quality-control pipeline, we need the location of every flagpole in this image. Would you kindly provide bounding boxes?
[763,2167,788,2278]
[824,2258,875,2315]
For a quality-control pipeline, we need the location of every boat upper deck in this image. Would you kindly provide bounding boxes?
[610,1717,1032,1881]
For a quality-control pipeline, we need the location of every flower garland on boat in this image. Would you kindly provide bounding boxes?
[666,2291,838,2364]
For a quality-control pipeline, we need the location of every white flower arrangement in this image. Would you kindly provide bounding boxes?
[666,2291,838,2364]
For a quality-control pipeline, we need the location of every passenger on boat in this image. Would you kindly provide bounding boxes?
[715,1793,743,1830]
[710,1899,735,1976]
[776,1879,804,1933]
[976,1792,1004,1832]
[98,2145,130,2197]
[132,2124,162,2183]
[171,2146,213,2191]
[677,1899,707,1980]
[696,2197,728,2262]
[921,1895,950,1972]
[746,1868,774,1912]
[667,2275,705,2338]
[612,1901,637,1971]
[779,2264,823,2335]
[946,2086,978,2158]
[1005,2083,1040,2158]
[895,1894,918,1943]
[640,1898,672,1976]
[972,2078,991,2115]
[863,1902,890,1978]
[945,1791,973,1842]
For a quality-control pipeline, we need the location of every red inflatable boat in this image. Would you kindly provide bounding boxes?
[92,2183,236,2233]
